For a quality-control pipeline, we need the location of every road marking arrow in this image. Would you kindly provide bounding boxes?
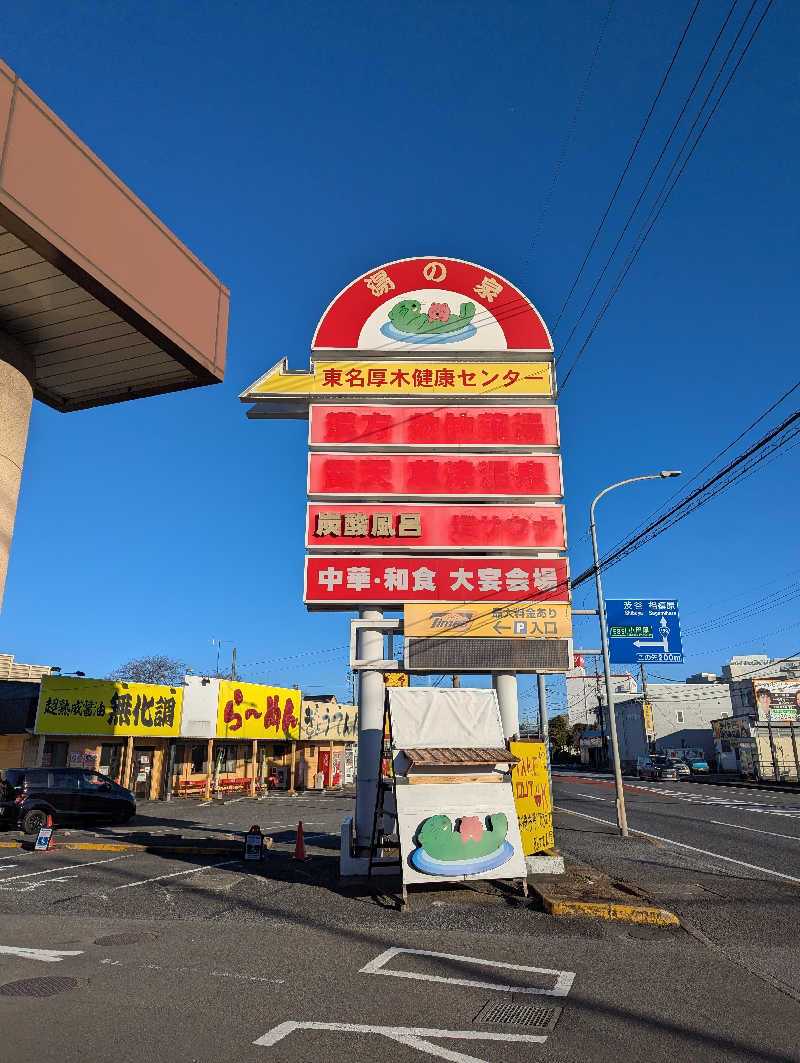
[0,945,83,963]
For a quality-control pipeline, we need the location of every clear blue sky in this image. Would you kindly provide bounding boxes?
[1,1,797,717]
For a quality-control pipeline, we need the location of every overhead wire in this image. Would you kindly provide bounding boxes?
[558,0,773,393]
[551,0,702,336]
[555,0,741,365]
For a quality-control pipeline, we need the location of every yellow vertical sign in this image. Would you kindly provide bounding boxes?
[509,740,554,855]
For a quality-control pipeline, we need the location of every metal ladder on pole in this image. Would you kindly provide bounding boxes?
[368,707,401,877]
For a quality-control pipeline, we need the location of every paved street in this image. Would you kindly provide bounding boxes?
[0,786,798,1062]
[552,770,800,1002]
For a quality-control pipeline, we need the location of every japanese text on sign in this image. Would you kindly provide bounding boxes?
[509,741,554,855]
[310,405,560,448]
[307,504,566,551]
[36,676,182,737]
[309,453,562,499]
[317,362,549,395]
[300,702,358,740]
[217,681,302,740]
[305,556,570,605]
[404,603,572,639]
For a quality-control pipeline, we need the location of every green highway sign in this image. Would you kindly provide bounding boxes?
[609,625,653,638]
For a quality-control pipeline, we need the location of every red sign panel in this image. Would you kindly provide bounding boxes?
[308,453,562,500]
[306,504,566,552]
[309,404,559,449]
[304,555,570,606]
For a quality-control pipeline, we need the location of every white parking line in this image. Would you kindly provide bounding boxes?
[554,805,800,883]
[0,854,132,883]
[360,946,575,998]
[708,819,800,842]
[112,859,239,891]
[0,945,83,962]
[254,1021,547,1063]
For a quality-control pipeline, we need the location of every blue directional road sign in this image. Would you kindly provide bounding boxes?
[605,599,683,664]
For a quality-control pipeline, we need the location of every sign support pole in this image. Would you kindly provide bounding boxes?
[537,674,549,748]
[355,608,385,852]
[492,673,519,740]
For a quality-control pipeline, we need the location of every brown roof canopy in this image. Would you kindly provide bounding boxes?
[401,747,518,767]
[0,61,228,411]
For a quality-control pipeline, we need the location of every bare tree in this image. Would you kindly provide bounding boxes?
[108,655,186,685]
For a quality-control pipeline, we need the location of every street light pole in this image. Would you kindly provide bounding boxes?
[590,470,681,838]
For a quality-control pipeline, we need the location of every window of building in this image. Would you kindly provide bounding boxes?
[41,741,68,767]
[676,710,684,724]
[99,743,123,780]
[191,744,206,774]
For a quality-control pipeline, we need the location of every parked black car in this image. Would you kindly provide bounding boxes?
[0,767,136,835]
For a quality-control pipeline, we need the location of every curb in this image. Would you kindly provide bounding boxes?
[0,839,273,855]
[529,884,679,926]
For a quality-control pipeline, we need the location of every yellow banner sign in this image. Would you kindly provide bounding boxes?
[36,676,182,737]
[643,701,654,735]
[404,603,572,639]
[247,357,553,399]
[300,701,358,741]
[509,740,554,855]
[217,680,302,740]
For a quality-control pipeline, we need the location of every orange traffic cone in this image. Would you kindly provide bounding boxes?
[45,813,53,829]
[293,820,307,861]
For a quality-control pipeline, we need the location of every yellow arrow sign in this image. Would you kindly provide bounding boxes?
[404,602,572,639]
[241,358,553,401]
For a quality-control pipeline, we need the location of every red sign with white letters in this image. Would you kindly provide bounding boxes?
[304,555,570,606]
[308,453,563,499]
[309,404,559,449]
[306,504,566,552]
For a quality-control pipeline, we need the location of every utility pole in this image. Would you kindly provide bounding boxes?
[230,647,237,681]
[640,662,652,751]
[595,656,607,768]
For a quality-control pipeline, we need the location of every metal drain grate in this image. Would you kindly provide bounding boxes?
[0,977,78,997]
[95,933,152,946]
[474,1000,562,1029]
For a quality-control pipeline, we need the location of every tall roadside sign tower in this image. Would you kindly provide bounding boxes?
[0,61,229,612]
[241,256,569,861]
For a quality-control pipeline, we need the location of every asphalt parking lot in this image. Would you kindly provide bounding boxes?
[2,787,799,1062]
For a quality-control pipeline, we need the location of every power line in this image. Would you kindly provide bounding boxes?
[524,0,616,263]
[572,400,800,588]
[555,0,741,365]
[558,0,773,393]
[551,0,702,336]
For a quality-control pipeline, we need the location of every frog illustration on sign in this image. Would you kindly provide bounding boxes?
[410,812,514,875]
[381,299,477,345]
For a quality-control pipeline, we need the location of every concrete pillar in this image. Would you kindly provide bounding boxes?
[493,672,519,740]
[250,739,258,796]
[355,609,385,852]
[0,334,35,614]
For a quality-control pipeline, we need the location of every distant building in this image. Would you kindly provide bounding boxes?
[593,682,733,770]
[566,669,637,727]
[0,654,55,769]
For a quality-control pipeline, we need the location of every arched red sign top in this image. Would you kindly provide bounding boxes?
[312,257,553,354]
